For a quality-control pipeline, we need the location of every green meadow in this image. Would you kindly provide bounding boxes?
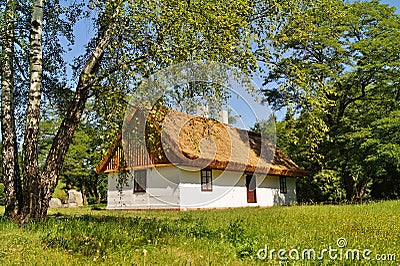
[0,201,399,265]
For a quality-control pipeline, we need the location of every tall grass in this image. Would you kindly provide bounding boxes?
[0,201,399,265]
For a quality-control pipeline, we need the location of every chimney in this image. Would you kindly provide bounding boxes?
[219,110,229,124]
[196,105,209,117]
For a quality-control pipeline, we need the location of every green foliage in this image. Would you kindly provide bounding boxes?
[39,117,107,204]
[0,201,400,264]
[312,170,346,203]
[297,169,347,204]
[82,1,260,174]
[3,0,259,219]
[250,114,277,144]
[260,0,400,202]
[52,181,67,203]
[60,123,108,203]
[116,171,130,193]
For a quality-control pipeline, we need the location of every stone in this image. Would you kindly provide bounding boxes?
[66,189,84,207]
[49,198,63,208]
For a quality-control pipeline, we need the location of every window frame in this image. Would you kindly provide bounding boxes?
[201,169,213,192]
[280,176,287,194]
[134,170,147,193]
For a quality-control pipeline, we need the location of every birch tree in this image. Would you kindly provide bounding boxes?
[1,0,258,220]
[22,0,43,219]
[1,0,23,219]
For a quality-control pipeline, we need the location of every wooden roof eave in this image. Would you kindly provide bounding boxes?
[95,133,122,174]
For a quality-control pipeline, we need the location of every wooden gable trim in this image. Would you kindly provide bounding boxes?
[95,134,122,174]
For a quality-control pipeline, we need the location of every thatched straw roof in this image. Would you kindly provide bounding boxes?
[96,107,307,177]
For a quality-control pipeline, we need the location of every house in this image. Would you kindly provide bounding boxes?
[96,106,307,210]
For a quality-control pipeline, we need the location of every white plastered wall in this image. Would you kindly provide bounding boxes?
[107,166,180,209]
[107,166,297,209]
[179,168,297,208]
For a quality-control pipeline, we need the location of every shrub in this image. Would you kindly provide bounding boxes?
[312,169,346,203]
[52,181,67,203]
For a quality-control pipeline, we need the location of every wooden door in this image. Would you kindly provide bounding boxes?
[246,174,257,203]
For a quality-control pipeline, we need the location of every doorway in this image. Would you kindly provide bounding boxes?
[246,174,257,203]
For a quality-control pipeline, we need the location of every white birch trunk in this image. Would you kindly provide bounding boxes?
[1,0,23,219]
[22,0,44,219]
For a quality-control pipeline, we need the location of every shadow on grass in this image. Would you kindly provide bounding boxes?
[23,212,258,261]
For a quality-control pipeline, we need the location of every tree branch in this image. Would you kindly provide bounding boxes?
[38,1,122,218]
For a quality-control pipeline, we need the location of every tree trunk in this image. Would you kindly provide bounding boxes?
[38,19,117,219]
[354,176,370,203]
[22,0,44,220]
[81,175,87,205]
[343,173,355,202]
[1,0,23,219]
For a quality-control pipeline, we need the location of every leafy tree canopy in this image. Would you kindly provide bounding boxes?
[258,0,400,202]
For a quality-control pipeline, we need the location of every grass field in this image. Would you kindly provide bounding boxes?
[0,201,399,265]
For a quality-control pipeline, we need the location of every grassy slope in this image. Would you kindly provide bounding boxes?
[0,201,399,265]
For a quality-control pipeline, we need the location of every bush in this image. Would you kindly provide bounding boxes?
[87,196,100,205]
[312,169,346,203]
[52,181,67,203]
[297,170,346,204]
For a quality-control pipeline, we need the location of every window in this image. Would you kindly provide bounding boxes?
[201,169,212,191]
[134,170,146,192]
[280,176,287,194]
